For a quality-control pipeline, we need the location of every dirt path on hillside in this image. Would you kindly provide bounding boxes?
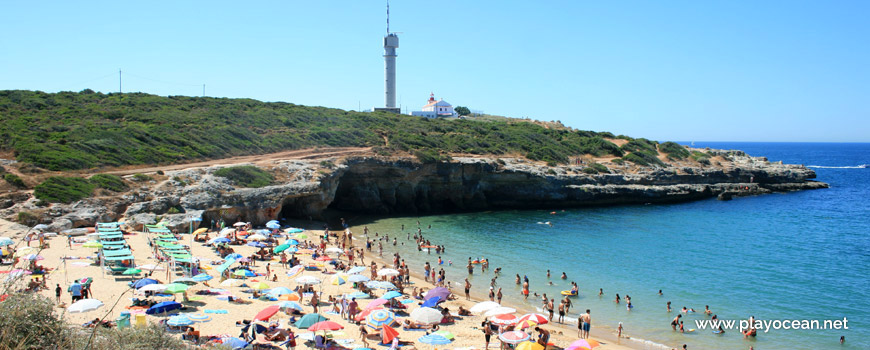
[93,147,372,176]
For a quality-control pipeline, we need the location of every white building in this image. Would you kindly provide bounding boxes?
[411,93,455,118]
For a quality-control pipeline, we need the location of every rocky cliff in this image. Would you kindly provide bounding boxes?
[1,150,827,232]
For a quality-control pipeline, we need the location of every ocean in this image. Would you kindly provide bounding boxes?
[348,142,870,350]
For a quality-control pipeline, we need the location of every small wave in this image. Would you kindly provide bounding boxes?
[807,164,869,169]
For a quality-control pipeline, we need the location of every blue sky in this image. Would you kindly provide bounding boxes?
[1,1,868,142]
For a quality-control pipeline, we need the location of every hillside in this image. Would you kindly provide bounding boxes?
[1,89,672,172]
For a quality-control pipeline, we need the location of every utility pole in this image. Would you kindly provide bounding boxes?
[203,84,206,97]
[118,69,122,94]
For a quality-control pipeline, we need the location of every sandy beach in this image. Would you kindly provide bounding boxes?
[0,218,638,350]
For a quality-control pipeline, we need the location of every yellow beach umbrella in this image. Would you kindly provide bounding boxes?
[516,341,545,350]
[193,228,208,235]
[331,274,348,285]
[251,282,271,290]
[14,247,36,257]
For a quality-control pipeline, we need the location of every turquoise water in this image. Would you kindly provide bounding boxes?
[348,142,869,350]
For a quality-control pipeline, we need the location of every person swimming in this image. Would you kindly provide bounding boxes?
[560,272,567,279]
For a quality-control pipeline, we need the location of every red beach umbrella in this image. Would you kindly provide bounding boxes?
[518,313,549,325]
[355,306,384,322]
[490,313,519,325]
[254,305,280,321]
[315,256,333,262]
[380,324,399,344]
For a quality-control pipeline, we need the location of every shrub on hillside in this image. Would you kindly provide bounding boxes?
[132,173,152,182]
[622,151,666,167]
[214,165,274,188]
[89,174,128,192]
[3,173,26,188]
[659,141,690,159]
[33,176,96,203]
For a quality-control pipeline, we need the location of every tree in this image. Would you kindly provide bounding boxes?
[454,106,471,116]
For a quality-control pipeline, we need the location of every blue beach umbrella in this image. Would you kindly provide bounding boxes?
[294,313,327,329]
[233,269,256,277]
[221,337,249,349]
[285,228,303,234]
[268,287,293,296]
[247,241,268,248]
[167,315,193,327]
[381,291,402,300]
[212,237,231,244]
[422,296,442,308]
[365,309,396,329]
[146,301,182,315]
[266,222,281,229]
[225,253,243,260]
[192,273,213,282]
[348,275,370,283]
[346,266,366,275]
[131,278,159,289]
[418,334,452,345]
[278,301,304,311]
[346,292,370,299]
[374,281,396,290]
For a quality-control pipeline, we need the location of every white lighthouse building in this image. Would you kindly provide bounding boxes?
[412,93,455,118]
[374,2,401,114]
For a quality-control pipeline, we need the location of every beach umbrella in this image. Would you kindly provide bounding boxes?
[324,247,344,255]
[192,273,213,282]
[409,307,442,325]
[82,241,102,248]
[32,224,49,231]
[421,296,441,308]
[164,283,189,294]
[137,284,167,292]
[167,315,193,327]
[346,291,370,299]
[365,309,396,330]
[498,331,530,344]
[233,222,247,227]
[122,268,142,275]
[247,241,268,248]
[220,278,243,287]
[354,306,383,322]
[137,264,165,271]
[146,301,182,315]
[247,234,268,241]
[193,228,208,235]
[284,239,299,245]
[367,281,396,290]
[211,237,231,244]
[172,277,197,285]
[516,320,538,329]
[490,313,519,326]
[268,287,293,296]
[254,305,281,321]
[470,301,501,314]
[220,337,248,349]
[278,293,301,301]
[377,268,399,277]
[380,324,399,344]
[348,274,369,283]
[419,334,452,345]
[251,282,271,290]
[309,321,344,332]
[273,243,292,253]
[285,228,304,234]
[68,299,104,313]
[516,341,545,350]
[278,301,304,311]
[0,237,13,247]
[566,339,600,350]
[346,266,366,275]
[484,306,517,317]
[424,287,450,300]
[233,269,255,277]
[295,275,320,285]
[21,254,43,261]
[187,313,211,322]
[294,313,327,329]
[381,291,402,300]
[132,278,159,289]
[365,298,389,310]
[266,222,281,229]
[225,253,243,260]
[331,274,348,285]
[220,228,236,235]
[518,313,549,325]
[434,330,455,340]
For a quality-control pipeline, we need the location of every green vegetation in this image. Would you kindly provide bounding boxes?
[89,174,128,192]
[3,173,26,188]
[690,150,712,165]
[659,141,690,160]
[414,149,449,164]
[17,211,38,225]
[622,151,666,167]
[33,176,96,203]
[132,173,152,182]
[582,163,610,174]
[214,165,274,188]
[0,90,652,169]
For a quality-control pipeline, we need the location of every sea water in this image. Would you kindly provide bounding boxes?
[348,142,869,350]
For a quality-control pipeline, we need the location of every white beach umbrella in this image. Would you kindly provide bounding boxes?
[409,307,443,325]
[348,275,370,283]
[296,276,321,285]
[68,299,104,313]
[470,301,501,314]
[377,268,400,277]
[137,284,167,292]
[247,234,268,241]
[233,222,247,227]
[324,247,344,255]
[220,279,244,287]
[219,228,236,236]
[484,306,517,317]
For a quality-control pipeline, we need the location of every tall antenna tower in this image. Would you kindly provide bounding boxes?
[383,0,399,110]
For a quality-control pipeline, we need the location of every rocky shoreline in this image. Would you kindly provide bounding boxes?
[1,149,828,233]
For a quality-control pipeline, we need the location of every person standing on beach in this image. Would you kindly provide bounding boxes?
[55,284,61,303]
[580,309,592,339]
[557,300,565,323]
[464,278,471,300]
[483,321,493,350]
[547,298,555,322]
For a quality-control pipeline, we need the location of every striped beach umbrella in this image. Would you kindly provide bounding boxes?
[192,273,213,282]
[332,274,348,285]
[233,269,255,277]
[498,331,530,344]
[490,313,519,326]
[286,265,304,279]
[418,334,452,345]
[167,315,193,327]
[187,313,211,322]
[518,313,549,325]
[365,309,395,330]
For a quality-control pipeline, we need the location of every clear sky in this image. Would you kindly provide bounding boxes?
[2,1,868,142]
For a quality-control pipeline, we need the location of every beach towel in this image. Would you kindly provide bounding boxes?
[204,309,228,314]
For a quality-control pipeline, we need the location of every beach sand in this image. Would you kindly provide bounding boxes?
[0,218,638,350]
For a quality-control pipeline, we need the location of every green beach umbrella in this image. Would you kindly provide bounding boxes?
[273,243,291,253]
[434,330,455,340]
[294,313,327,329]
[296,234,308,239]
[122,268,142,275]
[82,241,103,249]
[164,283,189,294]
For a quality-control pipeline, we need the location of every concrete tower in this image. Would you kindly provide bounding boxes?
[383,1,399,111]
